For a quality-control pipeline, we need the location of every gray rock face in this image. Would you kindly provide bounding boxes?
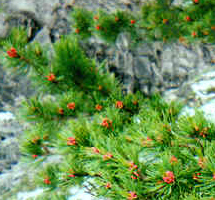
[0,163,26,197]
[1,0,215,198]
[0,117,23,174]
[0,63,33,112]
[0,0,150,43]
[0,13,9,39]
[1,0,213,107]
[80,33,215,99]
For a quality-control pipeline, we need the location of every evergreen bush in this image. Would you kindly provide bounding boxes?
[1,1,215,200]
[69,0,215,45]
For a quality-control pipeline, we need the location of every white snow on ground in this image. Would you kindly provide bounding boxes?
[180,70,215,122]
[180,106,196,117]
[180,99,215,123]
[17,188,44,200]
[68,178,106,200]
[200,99,215,122]
[15,180,101,200]
[69,186,95,200]
[0,111,15,121]
[191,80,215,102]
[16,183,99,200]
[133,116,141,124]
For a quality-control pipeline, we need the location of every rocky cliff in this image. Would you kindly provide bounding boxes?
[1,0,215,199]
[1,0,215,109]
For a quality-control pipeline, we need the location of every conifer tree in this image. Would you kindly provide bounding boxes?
[1,1,215,200]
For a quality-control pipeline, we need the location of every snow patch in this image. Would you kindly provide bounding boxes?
[17,188,44,200]
[0,112,15,121]
[180,99,215,123]
[69,186,95,200]
[200,99,215,122]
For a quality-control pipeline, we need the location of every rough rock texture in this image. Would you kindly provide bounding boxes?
[0,116,23,174]
[1,0,215,199]
[0,63,33,112]
[1,0,214,110]
[180,70,215,108]
[0,152,64,199]
[0,0,143,43]
[81,34,215,100]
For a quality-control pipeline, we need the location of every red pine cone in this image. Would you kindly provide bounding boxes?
[94,16,99,20]
[95,104,102,111]
[192,31,197,37]
[103,153,113,160]
[75,28,80,34]
[105,182,111,189]
[7,47,18,58]
[129,162,138,170]
[46,73,56,82]
[43,178,51,185]
[163,19,168,24]
[130,20,136,24]
[68,174,75,178]
[115,101,123,109]
[98,85,102,91]
[32,154,38,159]
[67,137,76,145]
[163,171,175,184]
[133,100,138,105]
[96,25,101,30]
[128,191,137,200]
[92,147,100,154]
[58,108,64,115]
[67,102,75,110]
[115,17,119,22]
[101,118,112,128]
[185,16,191,21]
[170,155,178,164]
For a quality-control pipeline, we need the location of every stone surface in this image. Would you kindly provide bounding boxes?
[81,34,215,98]
[0,63,33,112]
[1,0,215,199]
[0,163,27,197]
[0,114,22,174]
[1,0,215,110]
[0,13,9,39]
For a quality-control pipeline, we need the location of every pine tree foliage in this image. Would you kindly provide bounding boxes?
[71,7,140,44]
[69,0,215,46]
[0,27,49,75]
[93,9,139,44]
[71,7,94,39]
[2,1,215,200]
